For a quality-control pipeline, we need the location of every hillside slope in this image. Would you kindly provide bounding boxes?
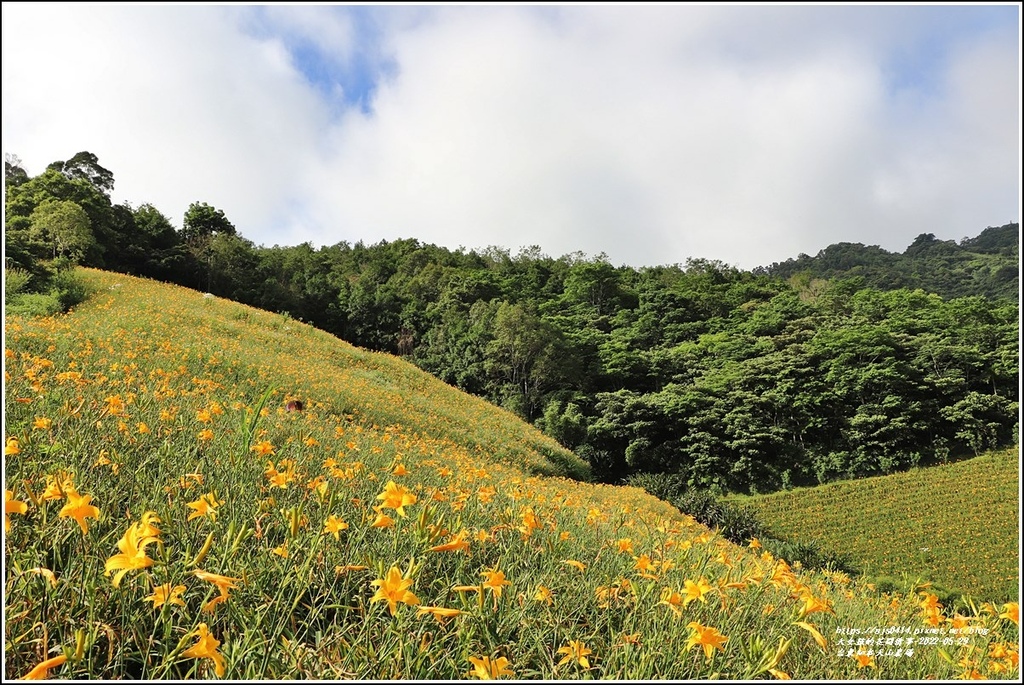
[734,448,1021,602]
[3,269,1019,680]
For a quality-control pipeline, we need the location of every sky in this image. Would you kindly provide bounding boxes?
[2,3,1020,270]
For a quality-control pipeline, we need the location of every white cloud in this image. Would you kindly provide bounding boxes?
[3,4,1019,269]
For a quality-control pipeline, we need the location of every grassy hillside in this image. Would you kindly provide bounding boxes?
[3,269,1019,680]
[733,448,1020,602]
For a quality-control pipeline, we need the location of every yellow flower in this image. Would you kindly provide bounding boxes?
[797,592,834,619]
[194,569,242,613]
[5,489,28,533]
[182,623,226,677]
[683,578,713,606]
[922,607,944,627]
[370,566,419,616]
[467,655,514,679]
[481,568,511,599]
[265,459,296,489]
[685,622,729,660]
[272,542,289,558]
[105,523,158,587]
[633,554,655,575]
[562,559,586,572]
[59,491,100,534]
[556,640,593,669]
[616,538,634,554]
[794,621,828,651]
[5,437,20,455]
[20,654,67,680]
[659,587,686,616]
[749,537,762,549]
[619,633,642,646]
[196,409,213,423]
[137,422,150,435]
[251,440,275,456]
[32,417,52,431]
[104,395,126,416]
[371,511,395,528]
[144,583,186,609]
[1000,602,1019,626]
[392,463,411,476]
[416,605,464,624]
[853,651,876,669]
[920,592,942,611]
[323,515,349,540]
[376,480,417,517]
[136,511,162,538]
[197,429,214,442]
[40,471,74,501]
[430,530,470,553]
[186,492,222,522]
[519,509,543,537]
[534,584,554,605]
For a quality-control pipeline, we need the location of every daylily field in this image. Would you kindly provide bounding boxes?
[734,447,1020,603]
[3,269,1019,679]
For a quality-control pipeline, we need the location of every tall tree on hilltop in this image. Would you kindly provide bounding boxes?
[47,151,115,196]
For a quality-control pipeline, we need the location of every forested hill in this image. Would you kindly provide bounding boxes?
[4,151,1020,499]
[757,223,1019,301]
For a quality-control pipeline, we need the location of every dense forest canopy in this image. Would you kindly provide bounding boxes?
[5,151,1020,495]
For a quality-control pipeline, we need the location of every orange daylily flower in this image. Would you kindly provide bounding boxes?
[105,522,159,587]
[685,622,729,660]
[324,515,349,540]
[371,511,395,528]
[794,621,828,651]
[467,654,514,679]
[59,491,100,534]
[182,623,226,677]
[194,569,242,613]
[430,530,470,553]
[370,566,419,615]
[1000,602,1019,626]
[144,583,186,609]
[481,568,511,599]
[556,640,593,669]
[659,587,686,616]
[186,492,222,522]
[376,480,417,517]
[416,605,464,624]
[5,489,28,533]
[20,654,67,680]
[683,578,713,606]
[251,440,275,456]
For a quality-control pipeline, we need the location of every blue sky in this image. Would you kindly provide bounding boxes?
[2,3,1020,269]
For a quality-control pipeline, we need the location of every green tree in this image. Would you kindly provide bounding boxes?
[181,201,236,243]
[29,199,94,261]
[47,151,115,196]
[5,153,29,187]
[486,301,571,420]
[180,202,237,291]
